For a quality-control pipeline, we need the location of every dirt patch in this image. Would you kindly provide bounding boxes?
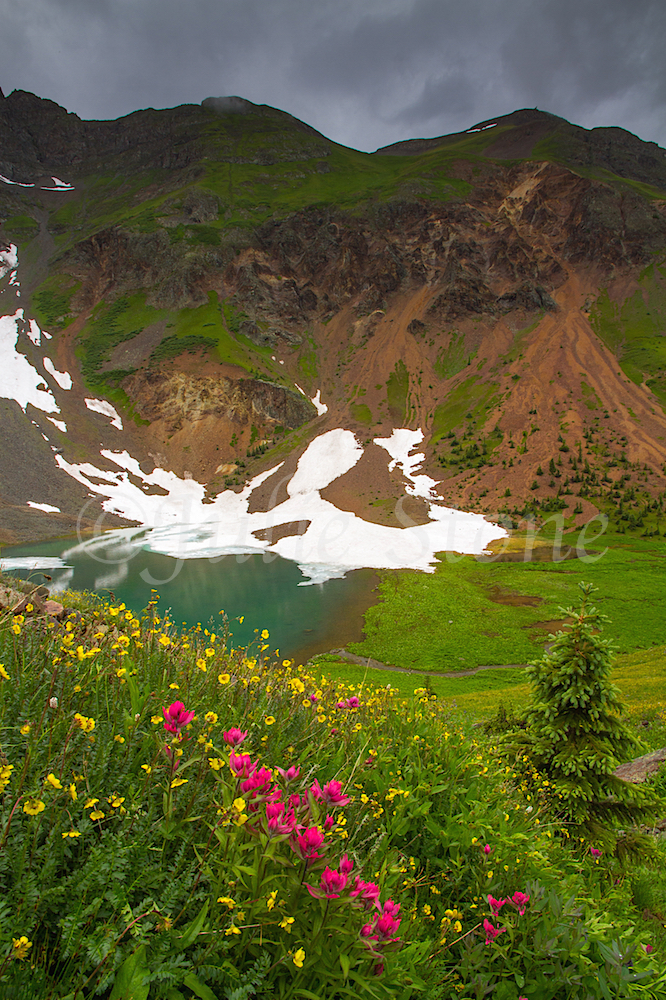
[487,586,543,607]
[523,618,571,635]
[252,520,311,543]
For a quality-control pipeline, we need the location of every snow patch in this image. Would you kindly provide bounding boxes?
[374,428,440,500]
[0,174,35,188]
[42,176,75,191]
[0,310,60,413]
[85,398,123,430]
[27,319,42,345]
[47,417,67,433]
[26,501,61,513]
[44,358,73,389]
[0,244,18,280]
[311,389,328,416]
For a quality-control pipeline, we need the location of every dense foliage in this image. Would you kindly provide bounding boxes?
[0,583,665,998]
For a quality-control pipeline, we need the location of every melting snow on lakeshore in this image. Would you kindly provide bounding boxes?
[55,428,507,584]
[26,501,61,513]
[85,398,123,430]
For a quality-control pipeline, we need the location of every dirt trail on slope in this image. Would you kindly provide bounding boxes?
[320,647,528,678]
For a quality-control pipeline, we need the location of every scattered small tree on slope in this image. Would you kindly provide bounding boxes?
[508,582,659,848]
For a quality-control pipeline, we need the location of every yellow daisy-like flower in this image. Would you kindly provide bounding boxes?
[46,773,62,789]
[23,798,45,815]
[170,778,188,788]
[62,829,81,839]
[0,664,9,681]
[279,916,295,931]
[141,764,152,774]
[261,629,269,639]
[12,936,32,960]
[204,711,218,725]
[196,658,207,671]
[265,716,276,726]
[114,735,125,743]
[217,896,235,909]
[208,758,225,771]
[225,924,241,936]
[151,715,162,725]
[20,722,30,736]
[205,648,215,658]
[11,623,21,635]
[84,798,99,809]
[232,797,246,813]
[158,635,171,647]
[116,668,127,679]
[89,809,105,821]
[169,683,179,690]
[218,673,230,685]
[69,783,77,802]
[292,948,305,968]
[107,794,125,808]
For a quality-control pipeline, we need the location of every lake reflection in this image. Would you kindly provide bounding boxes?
[1,534,379,662]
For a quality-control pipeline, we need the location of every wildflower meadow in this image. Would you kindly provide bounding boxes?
[1,580,666,998]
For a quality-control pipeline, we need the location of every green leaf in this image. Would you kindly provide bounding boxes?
[109,944,150,1000]
[339,953,351,980]
[183,972,219,1000]
[175,899,209,950]
[166,991,187,1000]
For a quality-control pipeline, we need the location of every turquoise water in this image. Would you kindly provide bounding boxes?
[1,534,379,662]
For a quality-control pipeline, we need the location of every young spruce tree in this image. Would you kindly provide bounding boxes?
[513,582,657,848]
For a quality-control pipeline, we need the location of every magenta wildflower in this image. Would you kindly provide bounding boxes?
[339,853,354,876]
[347,696,360,708]
[323,814,335,831]
[483,918,506,945]
[320,779,350,807]
[483,843,492,856]
[229,753,256,778]
[162,701,195,735]
[644,943,654,954]
[510,891,530,915]
[590,847,602,858]
[277,764,301,782]
[240,766,273,795]
[314,866,348,899]
[222,728,248,747]
[350,877,381,909]
[265,801,297,836]
[487,895,506,917]
[292,825,326,862]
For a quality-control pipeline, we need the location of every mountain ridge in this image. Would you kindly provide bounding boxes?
[2,93,666,555]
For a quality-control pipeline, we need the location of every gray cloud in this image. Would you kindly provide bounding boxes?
[1,0,664,152]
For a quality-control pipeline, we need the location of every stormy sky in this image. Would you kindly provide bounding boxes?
[2,0,665,152]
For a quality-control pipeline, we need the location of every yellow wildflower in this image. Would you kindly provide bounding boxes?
[12,937,32,960]
[151,715,162,725]
[89,809,105,821]
[266,890,278,911]
[69,783,77,802]
[170,778,188,788]
[196,658,207,671]
[62,829,81,839]
[84,798,99,809]
[20,722,30,736]
[169,683,179,690]
[107,794,125,808]
[218,673,230,685]
[141,764,152,774]
[0,664,9,681]
[279,916,295,931]
[204,711,218,725]
[46,773,62,789]
[208,758,225,771]
[292,948,305,968]
[265,716,276,726]
[217,896,235,909]
[23,798,45,815]
[114,735,125,743]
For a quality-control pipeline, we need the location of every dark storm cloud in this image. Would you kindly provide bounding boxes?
[1,0,664,152]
